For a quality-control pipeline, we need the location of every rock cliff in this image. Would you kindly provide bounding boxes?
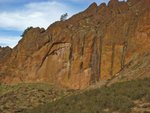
[0,0,150,89]
[0,46,12,63]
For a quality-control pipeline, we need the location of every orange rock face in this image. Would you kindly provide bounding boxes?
[0,0,150,89]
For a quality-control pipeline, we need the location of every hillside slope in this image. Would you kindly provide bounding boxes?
[24,78,150,113]
[0,83,73,113]
[0,0,150,89]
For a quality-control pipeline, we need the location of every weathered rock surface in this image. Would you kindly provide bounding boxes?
[107,52,150,86]
[0,0,150,89]
[0,46,12,63]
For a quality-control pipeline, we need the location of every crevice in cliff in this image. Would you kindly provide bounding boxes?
[67,47,72,79]
[79,33,86,73]
[90,34,100,84]
[98,32,104,80]
[110,42,116,76]
[67,36,73,79]
[121,15,138,70]
[121,41,128,69]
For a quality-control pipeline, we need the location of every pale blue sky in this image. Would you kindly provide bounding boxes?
[0,0,111,48]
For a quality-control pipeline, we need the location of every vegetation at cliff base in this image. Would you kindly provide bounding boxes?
[0,83,71,113]
[24,78,150,113]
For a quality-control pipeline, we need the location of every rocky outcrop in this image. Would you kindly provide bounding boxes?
[0,0,150,89]
[0,46,12,62]
[107,52,150,86]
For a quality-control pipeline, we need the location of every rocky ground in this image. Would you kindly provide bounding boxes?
[0,0,149,89]
[0,83,73,113]
[23,78,150,113]
[132,100,150,113]
[0,77,150,113]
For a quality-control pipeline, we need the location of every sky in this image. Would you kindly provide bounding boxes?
[0,0,112,48]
